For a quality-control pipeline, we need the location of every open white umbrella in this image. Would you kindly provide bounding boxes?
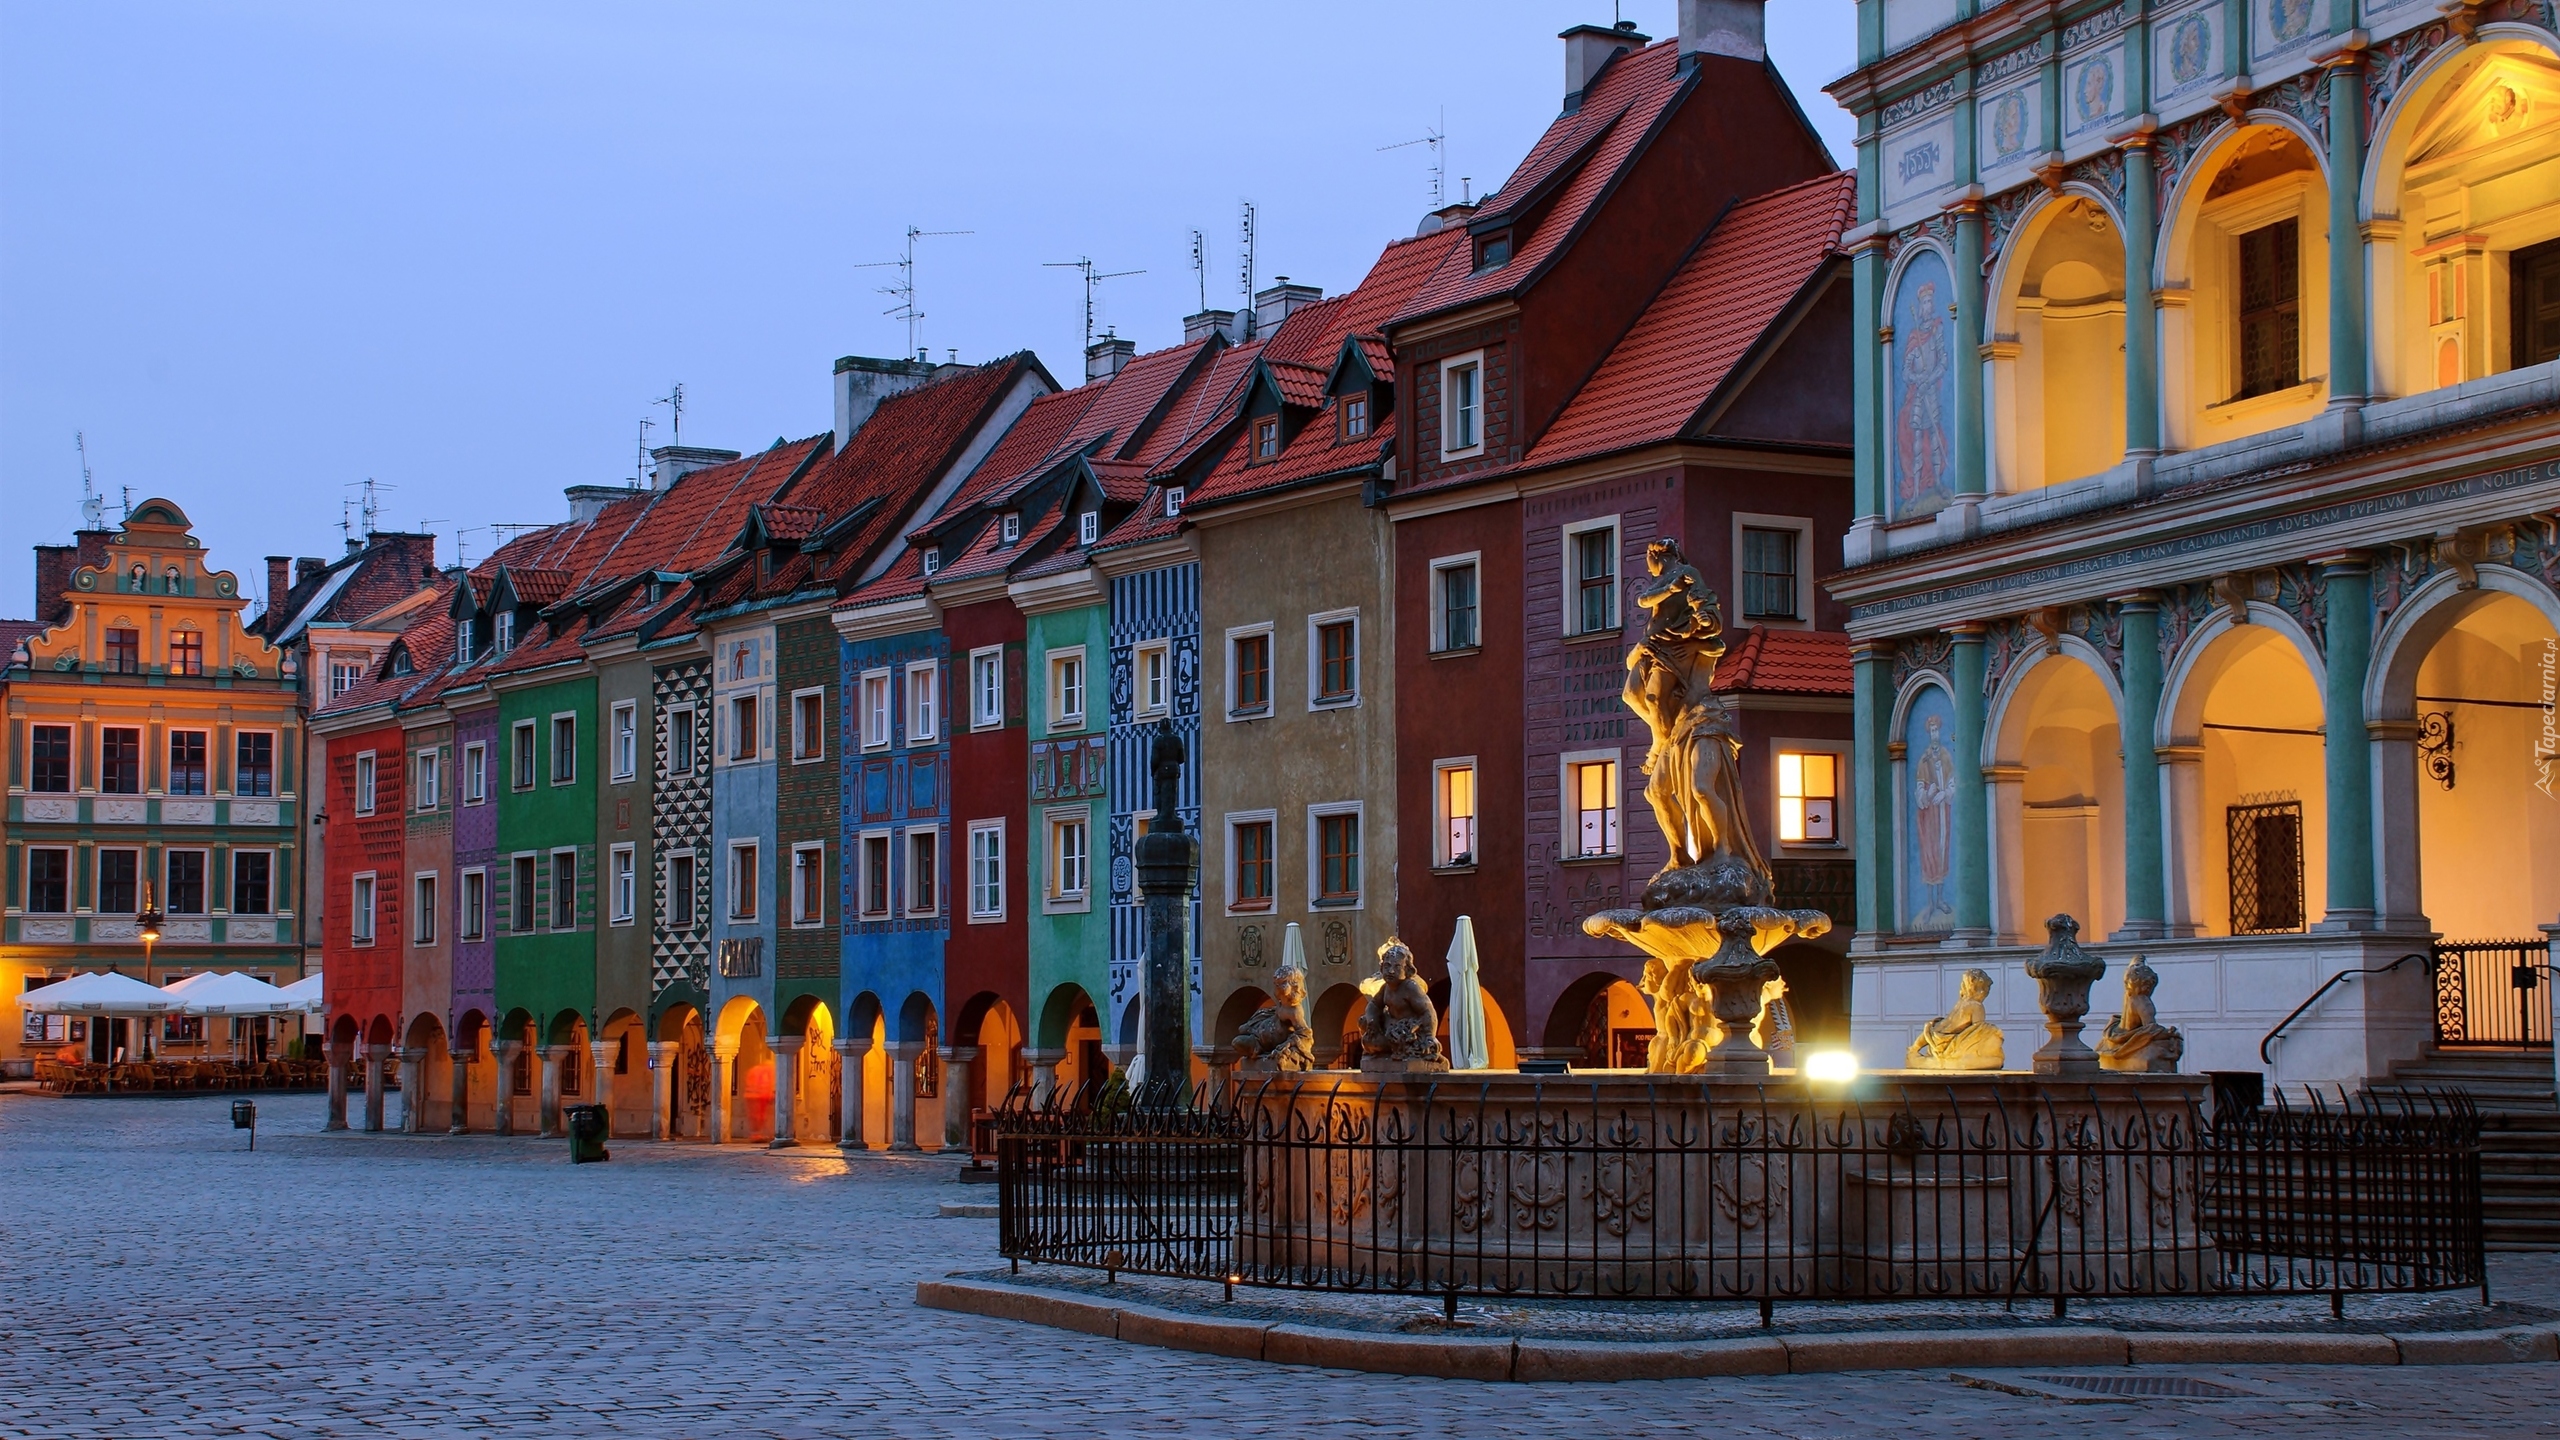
[274,974,325,1013]
[1446,916,1490,1070]
[167,971,299,1016]
[19,970,185,1015]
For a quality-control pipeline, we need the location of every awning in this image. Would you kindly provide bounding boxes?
[20,970,185,1015]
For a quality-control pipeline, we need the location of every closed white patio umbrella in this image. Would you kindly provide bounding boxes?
[1446,916,1490,1071]
[19,970,185,1016]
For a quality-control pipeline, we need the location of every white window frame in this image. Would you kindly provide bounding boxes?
[1306,801,1364,910]
[808,683,845,759]
[462,741,487,805]
[1771,740,1852,850]
[166,726,211,797]
[459,867,487,941]
[1135,640,1171,719]
[511,720,537,790]
[904,826,941,917]
[906,660,939,743]
[611,700,638,779]
[1438,350,1485,459]
[1560,747,1625,861]
[1045,807,1091,913]
[24,846,72,914]
[229,848,275,916]
[1163,486,1184,518]
[1223,807,1279,916]
[857,829,893,919]
[1000,511,1021,544]
[1429,552,1482,654]
[1225,622,1275,722]
[1561,515,1622,638]
[1078,510,1099,546]
[549,712,577,786]
[1048,646,1087,731]
[966,820,1005,923]
[413,747,441,811]
[608,843,636,925]
[353,750,377,816]
[667,849,698,931]
[493,610,514,654]
[1732,512,1816,631]
[666,705,697,775]
[727,841,759,922]
[790,841,826,928]
[970,646,1005,730]
[729,693,759,762]
[350,872,377,946]
[1433,757,1479,869]
[412,872,438,946]
[1306,608,1360,711]
[232,728,278,799]
[162,847,211,915]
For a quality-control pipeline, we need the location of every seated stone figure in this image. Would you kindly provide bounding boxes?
[1906,968,2005,1070]
[2097,956,2184,1073]
[1231,963,1316,1072]
[1358,937,1448,1072]
[1754,977,1798,1070]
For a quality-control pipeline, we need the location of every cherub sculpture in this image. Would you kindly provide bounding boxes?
[1357,937,1447,1071]
[1231,963,1316,1072]
[2097,956,2184,1073]
[1906,968,2005,1070]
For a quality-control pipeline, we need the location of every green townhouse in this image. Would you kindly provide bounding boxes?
[1011,546,1112,1098]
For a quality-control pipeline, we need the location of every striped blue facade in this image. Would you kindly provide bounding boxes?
[1105,560,1202,1043]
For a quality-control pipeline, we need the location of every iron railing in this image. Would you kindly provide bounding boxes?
[2432,939,2554,1048]
[996,1079,2485,1318]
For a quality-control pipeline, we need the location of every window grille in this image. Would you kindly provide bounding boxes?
[2227,797,2305,933]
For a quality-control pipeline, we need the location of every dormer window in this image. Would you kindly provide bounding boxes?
[1340,393,1369,441]
[1079,511,1099,546]
[1253,416,1280,460]
[1164,487,1184,518]
[495,611,515,654]
[922,548,942,576]
[1000,512,1021,544]
[455,626,474,665]
[1474,232,1511,270]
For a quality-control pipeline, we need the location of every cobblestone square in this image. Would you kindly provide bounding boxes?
[3,1092,2556,1439]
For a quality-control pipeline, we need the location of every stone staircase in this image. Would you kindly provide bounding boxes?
[2368,1045,2560,1251]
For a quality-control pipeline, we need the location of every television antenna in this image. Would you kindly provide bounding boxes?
[1043,256,1145,355]
[634,414,656,487]
[75,432,105,529]
[653,383,685,446]
[1189,229,1208,312]
[345,478,392,538]
[1236,201,1257,318]
[1378,109,1448,208]
[854,226,972,358]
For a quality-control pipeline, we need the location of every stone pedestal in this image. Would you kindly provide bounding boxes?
[888,1041,923,1152]
[768,1036,804,1149]
[2024,914,2107,1077]
[836,1037,873,1149]
[648,1041,676,1140]
[1021,1046,1064,1108]
[536,1045,566,1138]
[494,1040,523,1136]
[396,1048,426,1133]
[361,1043,391,1132]
[941,1045,979,1152]
[447,1047,473,1135]
[708,1043,737,1145]
[324,1045,350,1131]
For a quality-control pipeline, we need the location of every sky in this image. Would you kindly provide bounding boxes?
[0,2,1857,618]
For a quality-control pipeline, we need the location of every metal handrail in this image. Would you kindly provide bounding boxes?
[2260,952,2427,1065]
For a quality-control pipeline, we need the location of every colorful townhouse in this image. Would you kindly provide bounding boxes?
[1824,0,2560,1097]
[2,504,303,1068]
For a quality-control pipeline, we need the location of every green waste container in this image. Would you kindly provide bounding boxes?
[566,1103,610,1163]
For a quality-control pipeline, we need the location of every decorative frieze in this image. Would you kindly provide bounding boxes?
[1892,632,1955,695]
[2270,562,2330,657]
[2061,4,2125,52]
[1883,76,1962,129]
[1976,36,2049,87]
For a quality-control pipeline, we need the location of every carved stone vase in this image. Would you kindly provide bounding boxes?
[2023,913,2107,1076]
[1694,913,1783,1075]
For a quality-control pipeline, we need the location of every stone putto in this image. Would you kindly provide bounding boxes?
[2097,955,2185,1073]
[1231,963,1316,1072]
[1357,938,1448,1073]
[1906,968,2005,1070]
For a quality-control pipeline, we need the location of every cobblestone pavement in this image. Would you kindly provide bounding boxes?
[4,1091,2555,1439]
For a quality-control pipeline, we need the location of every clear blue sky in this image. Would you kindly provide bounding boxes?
[0,2,1856,617]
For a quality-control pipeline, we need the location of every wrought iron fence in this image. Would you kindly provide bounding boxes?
[996,1079,2484,1317]
[2432,939,2554,1047]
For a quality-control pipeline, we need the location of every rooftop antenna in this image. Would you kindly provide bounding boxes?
[345,478,392,538]
[120,485,134,521]
[1189,229,1208,312]
[75,432,105,530]
[855,226,972,358]
[1237,201,1258,319]
[654,383,685,446]
[1043,256,1145,355]
[1378,109,1448,209]
[339,500,356,548]
[634,414,656,488]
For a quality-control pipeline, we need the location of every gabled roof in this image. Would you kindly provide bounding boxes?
[1711,625,1852,696]
[1261,360,1330,410]
[1524,171,1854,471]
[1137,340,1265,476]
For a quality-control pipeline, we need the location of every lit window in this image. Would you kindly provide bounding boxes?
[1340,392,1368,439]
[1049,814,1089,902]
[1231,817,1275,910]
[972,648,1004,728]
[906,830,938,916]
[610,845,636,923]
[414,874,438,945]
[861,834,891,918]
[350,874,376,944]
[414,749,440,810]
[1253,415,1280,459]
[1316,810,1360,903]
[1567,756,1620,859]
[550,715,576,784]
[728,843,758,921]
[612,702,637,779]
[1051,650,1085,729]
[168,731,208,796]
[1741,526,1800,622]
[1314,616,1356,704]
[1777,751,1840,845]
[968,822,1004,920]
[551,850,576,929]
[1230,630,1271,716]
[1436,762,1477,867]
[1435,560,1478,652]
[168,631,203,677]
[1443,360,1480,454]
[355,752,377,815]
[1569,523,1618,636]
[907,662,938,742]
[793,844,825,926]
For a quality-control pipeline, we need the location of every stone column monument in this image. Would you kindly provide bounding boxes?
[1134,722,1197,1105]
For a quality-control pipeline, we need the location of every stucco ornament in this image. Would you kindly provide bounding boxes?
[1582,539,1830,1074]
[1356,938,1447,1073]
[1232,963,1316,1072]
[2097,955,2184,1074]
[1907,969,2006,1070]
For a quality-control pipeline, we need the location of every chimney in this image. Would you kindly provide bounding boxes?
[562,486,629,523]
[296,557,327,590]
[832,354,936,452]
[1183,309,1241,345]
[1562,20,1648,107]
[34,545,76,626]
[1416,200,1481,237]
[1085,335,1137,384]
[649,444,744,491]
[265,555,293,613]
[1253,277,1323,338]
[1679,0,1765,64]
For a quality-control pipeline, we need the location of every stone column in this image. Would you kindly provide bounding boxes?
[396,1047,426,1134]
[1948,624,1993,944]
[1851,640,1896,949]
[708,1041,736,1145]
[888,1040,922,1151]
[447,1047,472,1135]
[1848,235,1888,549]
[493,1040,523,1136]
[1020,1046,1064,1107]
[2318,556,2377,929]
[2115,596,2167,938]
[941,1045,978,1152]
[2157,745,2206,936]
[2120,131,2161,457]
[2367,718,2429,931]
[590,1034,616,1139]
[537,1045,564,1138]
[324,1040,350,1131]
[2324,48,2369,408]
[648,1041,676,1141]
[361,1042,390,1132]
[1951,197,1988,519]
[768,1035,804,1149]
[1982,763,2028,945]
[836,1036,872,1150]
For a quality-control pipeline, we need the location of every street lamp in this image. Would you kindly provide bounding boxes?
[136,883,164,1061]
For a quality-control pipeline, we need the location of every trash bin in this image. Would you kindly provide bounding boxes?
[565,1103,610,1163]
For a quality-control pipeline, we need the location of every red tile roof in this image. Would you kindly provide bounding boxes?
[1264,360,1329,409]
[1526,172,1854,470]
[1136,341,1262,474]
[1712,625,1852,696]
[757,504,827,543]
[0,618,47,663]
[501,567,572,606]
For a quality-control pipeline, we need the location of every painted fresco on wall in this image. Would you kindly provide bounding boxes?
[2162,7,2216,92]
[1902,684,1959,933]
[1889,249,1957,520]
